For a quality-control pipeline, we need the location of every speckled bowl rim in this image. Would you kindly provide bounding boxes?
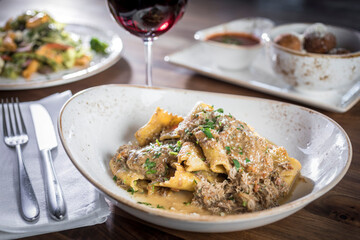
[58,84,353,223]
[268,23,360,58]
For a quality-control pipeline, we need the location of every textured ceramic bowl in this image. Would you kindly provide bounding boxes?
[266,23,360,91]
[194,18,274,70]
[58,85,352,232]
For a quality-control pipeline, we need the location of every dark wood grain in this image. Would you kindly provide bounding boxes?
[0,0,359,239]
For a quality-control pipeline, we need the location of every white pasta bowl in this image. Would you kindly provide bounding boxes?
[58,84,352,232]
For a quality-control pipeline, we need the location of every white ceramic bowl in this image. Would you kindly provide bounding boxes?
[266,23,360,91]
[58,84,352,232]
[194,18,274,70]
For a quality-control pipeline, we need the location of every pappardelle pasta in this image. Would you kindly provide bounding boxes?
[110,102,301,215]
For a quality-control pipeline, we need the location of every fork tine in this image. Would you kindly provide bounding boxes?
[16,98,27,134]
[6,98,15,137]
[1,99,8,137]
[11,97,21,136]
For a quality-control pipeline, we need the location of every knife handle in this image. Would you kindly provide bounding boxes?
[41,149,67,220]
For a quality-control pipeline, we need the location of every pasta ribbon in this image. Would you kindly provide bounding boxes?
[271,147,302,191]
[156,164,199,191]
[178,142,209,172]
[195,130,231,174]
[115,168,145,191]
[135,107,183,146]
[280,157,301,191]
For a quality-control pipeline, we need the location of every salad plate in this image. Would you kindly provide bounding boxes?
[0,23,122,90]
[165,43,360,113]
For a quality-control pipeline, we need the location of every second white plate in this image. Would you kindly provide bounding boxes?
[0,24,123,90]
[165,43,360,113]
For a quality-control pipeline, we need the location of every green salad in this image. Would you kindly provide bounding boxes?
[0,10,108,80]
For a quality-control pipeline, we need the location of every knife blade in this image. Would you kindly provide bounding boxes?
[30,103,66,221]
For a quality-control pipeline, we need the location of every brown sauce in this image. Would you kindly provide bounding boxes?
[207,32,260,46]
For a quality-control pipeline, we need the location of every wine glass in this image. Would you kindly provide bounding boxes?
[107,0,188,86]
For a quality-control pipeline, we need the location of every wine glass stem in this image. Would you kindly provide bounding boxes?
[144,38,153,87]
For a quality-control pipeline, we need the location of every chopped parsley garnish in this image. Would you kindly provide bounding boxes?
[156,139,162,146]
[127,187,137,195]
[113,175,118,181]
[239,147,243,155]
[184,129,193,136]
[90,37,108,54]
[146,169,157,174]
[242,201,247,207]
[138,202,152,206]
[228,196,235,201]
[183,202,191,206]
[200,158,205,161]
[215,108,224,113]
[245,158,251,163]
[169,151,178,155]
[228,114,233,118]
[203,119,216,129]
[225,146,231,154]
[169,141,182,153]
[154,152,162,158]
[164,177,169,181]
[233,159,240,171]
[144,158,157,174]
[193,179,197,184]
[186,152,191,155]
[202,127,213,139]
[157,204,165,209]
[240,124,244,128]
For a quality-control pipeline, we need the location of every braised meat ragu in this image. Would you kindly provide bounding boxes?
[110,102,301,215]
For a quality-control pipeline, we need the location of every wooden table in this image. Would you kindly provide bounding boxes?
[1,0,359,239]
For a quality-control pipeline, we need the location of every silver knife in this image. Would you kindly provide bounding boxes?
[30,104,66,221]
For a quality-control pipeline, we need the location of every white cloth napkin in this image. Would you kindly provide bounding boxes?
[0,91,110,240]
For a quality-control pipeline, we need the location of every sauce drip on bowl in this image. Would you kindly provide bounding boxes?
[207,32,260,46]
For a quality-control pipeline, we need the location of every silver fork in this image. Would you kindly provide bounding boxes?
[2,98,40,222]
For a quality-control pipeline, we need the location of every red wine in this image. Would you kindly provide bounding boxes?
[108,0,187,39]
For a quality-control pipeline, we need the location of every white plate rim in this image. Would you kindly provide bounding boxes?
[58,84,353,225]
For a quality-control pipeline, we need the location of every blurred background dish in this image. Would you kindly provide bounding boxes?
[0,23,122,90]
[265,23,360,91]
[194,18,274,70]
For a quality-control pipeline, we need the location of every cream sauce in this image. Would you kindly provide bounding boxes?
[133,190,211,215]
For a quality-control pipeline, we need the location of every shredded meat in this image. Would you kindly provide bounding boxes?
[110,103,297,215]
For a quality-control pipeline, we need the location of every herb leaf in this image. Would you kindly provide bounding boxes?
[225,146,231,154]
[202,127,213,139]
[215,108,224,113]
[144,158,157,175]
[233,159,240,171]
[127,187,137,195]
[138,201,152,206]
